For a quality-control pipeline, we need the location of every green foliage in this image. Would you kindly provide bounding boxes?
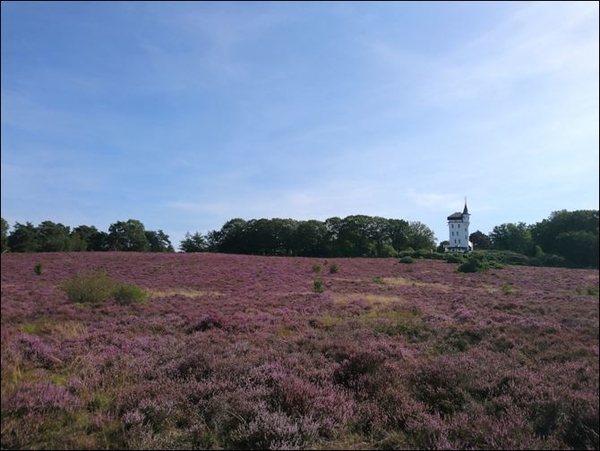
[490,222,535,256]
[469,230,492,250]
[481,250,527,266]
[329,263,338,274]
[399,256,414,264]
[4,208,597,268]
[398,248,443,260]
[313,279,324,293]
[554,230,597,268]
[62,270,115,304]
[457,254,491,273]
[407,221,436,251]
[372,318,430,342]
[205,215,431,258]
[576,286,599,296]
[7,222,38,252]
[37,221,71,252]
[436,240,449,253]
[502,282,515,295]
[427,252,448,260]
[108,219,149,251]
[62,270,147,305]
[397,248,415,258]
[179,231,207,252]
[69,225,100,251]
[445,253,466,264]
[1,217,10,252]
[372,276,384,284]
[531,210,599,268]
[312,263,321,274]
[145,230,174,252]
[34,262,43,276]
[113,284,147,304]
[296,220,328,256]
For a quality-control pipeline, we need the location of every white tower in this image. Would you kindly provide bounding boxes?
[446,199,472,253]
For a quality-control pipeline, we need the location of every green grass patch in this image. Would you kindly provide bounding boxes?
[502,282,516,295]
[576,286,599,296]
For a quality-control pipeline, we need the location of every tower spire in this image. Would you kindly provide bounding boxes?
[463,197,469,214]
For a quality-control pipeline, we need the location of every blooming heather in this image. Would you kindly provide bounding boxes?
[1,252,598,449]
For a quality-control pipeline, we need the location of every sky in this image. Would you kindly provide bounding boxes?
[1,1,599,249]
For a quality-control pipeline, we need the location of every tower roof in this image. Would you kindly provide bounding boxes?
[448,199,469,221]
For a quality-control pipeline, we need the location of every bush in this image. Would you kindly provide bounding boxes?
[399,256,414,264]
[62,270,147,305]
[483,250,530,266]
[446,254,466,264]
[539,253,568,268]
[329,264,338,274]
[457,255,490,273]
[502,282,516,295]
[62,270,115,304]
[397,249,415,259]
[34,262,43,276]
[313,279,324,293]
[312,263,321,274]
[113,284,147,305]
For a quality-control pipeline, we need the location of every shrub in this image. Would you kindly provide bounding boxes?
[113,284,147,305]
[33,262,43,276]
[576,286,599,296]
[312,263,321,274]
[399,256,414,264]
[397,248,415,258]
[329,263,338,274]
[446,254,465,264]
[372,276,384,284]
[457,255,490,273]
[483,250,530,266]
[62,270,146,305]
[502,282,516,295]
[313,279,324,293]
[62,270,115,304]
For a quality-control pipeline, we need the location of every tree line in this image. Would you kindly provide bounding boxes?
[0,219,174,253]
[181,216,436,257]
[1,209,598,268]
[463,209,598,268]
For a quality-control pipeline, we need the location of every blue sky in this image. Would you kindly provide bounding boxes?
[2,1,598,248]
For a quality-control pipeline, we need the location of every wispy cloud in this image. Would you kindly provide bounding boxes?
[1,2,597,248]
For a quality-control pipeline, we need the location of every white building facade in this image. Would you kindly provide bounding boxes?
[446,201,473,253]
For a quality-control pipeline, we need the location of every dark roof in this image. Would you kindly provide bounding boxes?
[447,212,463,220]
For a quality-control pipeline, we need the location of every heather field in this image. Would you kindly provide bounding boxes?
[1,252,598,450]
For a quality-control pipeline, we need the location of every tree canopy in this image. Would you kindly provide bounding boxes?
[1,209,597,267]
[200,215,436,258]
[1,219,173,254]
